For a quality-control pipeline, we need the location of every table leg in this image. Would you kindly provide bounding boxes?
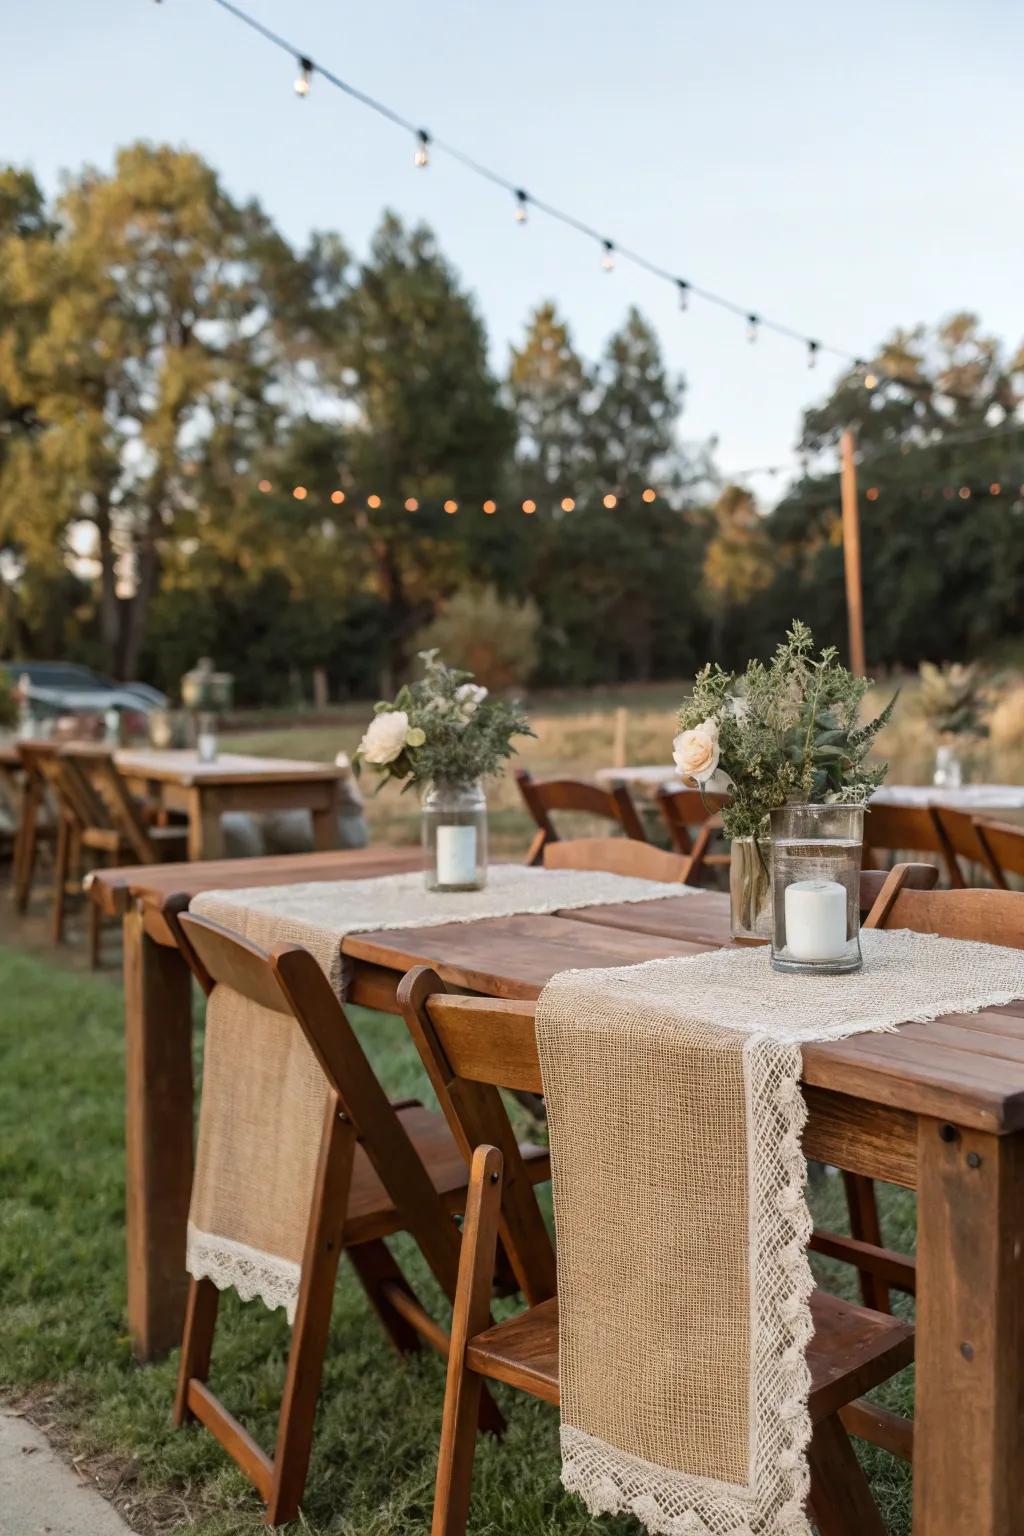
[187,786,224,861]
[913,1118,1024,1534]
[311,782,340,851]
[13,777,40,912]
[123,907,195,1361]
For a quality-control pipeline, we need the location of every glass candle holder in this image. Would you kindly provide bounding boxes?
[769,803,864,975]
[196,713,219,764]
[422,779,488,892]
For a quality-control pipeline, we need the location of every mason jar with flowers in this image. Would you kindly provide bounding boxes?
[674,621,896,942]
[355,650,534,892]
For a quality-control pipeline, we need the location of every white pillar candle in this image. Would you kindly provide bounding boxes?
[436,824,478,886]
[784,878,848,962]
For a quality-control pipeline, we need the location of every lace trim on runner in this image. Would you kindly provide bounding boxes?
[186,1223,300,1324]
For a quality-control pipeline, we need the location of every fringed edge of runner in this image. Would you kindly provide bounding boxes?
[186,1223,300,1325]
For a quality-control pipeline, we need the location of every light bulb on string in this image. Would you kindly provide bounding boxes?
[514,190,528,224]
[807,340,819,370]
[601,240,615,273]
[294,56,313,97]
[413,129,430,168]
[676,280,690,312]
[863,370,879,390]
[746,313,759,345]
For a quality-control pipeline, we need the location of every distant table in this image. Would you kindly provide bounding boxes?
[597,763,1024,812]
[114,749,345,861]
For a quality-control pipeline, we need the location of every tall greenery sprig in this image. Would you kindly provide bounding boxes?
[677,621,896,839]
[355,650,534,792]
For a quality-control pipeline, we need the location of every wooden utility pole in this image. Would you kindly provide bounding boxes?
[839,427,866,675]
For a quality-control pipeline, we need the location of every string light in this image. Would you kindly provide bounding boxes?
[746,314,759,345]
[866,486,880,501]
[330,490,345,504]
[367,493,382,508]
[676,280,689,312]
[560,497,575,511]
[603,492,618,509]
[863,371,879,390]
[292,485,307,500]
[482,499,497,514]
[443,499,458,514]
[293,55,312,97]
[257,479,272,493]
[522,499,537,514]
[404,497,419,511]
[959,486,971,500]
[990,482,1002,495]
[642,487,656,503]
[807,340,819,370]
[197,0,967,396]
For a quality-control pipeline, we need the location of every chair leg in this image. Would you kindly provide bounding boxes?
[347,1237,426,1356]
[173,1277,220,1426]
[88,893,103,970]
[842,1172,891,1312]
[265,1103,356,1527]
[524,828,547,867]
[807,1414,887,1536]
[51,816,70,945]
[432,1146,504,1536]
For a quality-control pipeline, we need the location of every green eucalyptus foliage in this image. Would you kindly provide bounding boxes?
[355,650,534,791]
[678,620,896,839]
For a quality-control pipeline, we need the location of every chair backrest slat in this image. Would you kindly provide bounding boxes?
[543,836,691,884]
[974,819,1024,886]
[932,806,1003,886]
[862,802,960,886]
[63,748,156,863]
[864,863,1024,947]
[399,968,555,1304]
[515,769,646,865]
[657,787,729,856]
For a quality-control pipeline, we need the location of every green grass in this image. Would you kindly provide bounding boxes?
[0,945,914,1534]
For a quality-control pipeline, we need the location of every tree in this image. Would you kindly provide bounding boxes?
[327,214,514,689]
[702,485,774,657]
[0,143,302,678]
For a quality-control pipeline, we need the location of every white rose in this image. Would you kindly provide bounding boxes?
[455,682,488,720]
[672,719,722,785]
[358,709,410,765]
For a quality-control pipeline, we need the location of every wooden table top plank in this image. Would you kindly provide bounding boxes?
[114,748,345,787]
[343,912,716,1000]
[557,891,735,945]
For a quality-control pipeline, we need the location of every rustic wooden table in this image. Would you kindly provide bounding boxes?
[113,748,345,860]
[88,853,1024,1536]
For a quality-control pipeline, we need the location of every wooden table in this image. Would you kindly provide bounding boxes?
[88,854,1024,1536]
[113,749,346,860]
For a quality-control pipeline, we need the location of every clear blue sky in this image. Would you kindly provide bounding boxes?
[3,0,1019,497]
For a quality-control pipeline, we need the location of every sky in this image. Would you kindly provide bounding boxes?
[2,0,1020,500]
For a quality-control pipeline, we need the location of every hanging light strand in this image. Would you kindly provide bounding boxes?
[203,0,910,381]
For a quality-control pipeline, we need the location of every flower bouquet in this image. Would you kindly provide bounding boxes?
[355,650,534,891]
[673,621,895,938]
[915,661,990,788]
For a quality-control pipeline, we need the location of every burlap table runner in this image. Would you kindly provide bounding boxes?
[535,928,1024,1536]
[187,864,686,1319]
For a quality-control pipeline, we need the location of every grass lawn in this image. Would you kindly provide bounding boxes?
[0,945,915,1535]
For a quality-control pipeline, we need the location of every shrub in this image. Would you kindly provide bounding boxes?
[415,584,540,690]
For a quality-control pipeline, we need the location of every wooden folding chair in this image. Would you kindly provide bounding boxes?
[862,802,960,887]
[399,968,914,1536]
[543,835,696,884]
[171,911,550,1526]
[931,806,1005,886]
[656,786,730,883]
[818,867,1024,1335]
[973,817,1024,889]
[515,768,647,866]
[11,741,59,913]
[47,749,188,966]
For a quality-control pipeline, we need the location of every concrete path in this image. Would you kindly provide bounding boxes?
[0,1413,131,1535]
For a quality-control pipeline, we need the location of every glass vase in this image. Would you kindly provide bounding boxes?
[769,803,864,975]
[933,741,963,790]
[729,836,773,942]
[196,713,219,764]
[422,780,488,892]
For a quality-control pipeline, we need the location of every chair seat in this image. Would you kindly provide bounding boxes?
[343,1103,550,1246]
[464,1288,913,1417]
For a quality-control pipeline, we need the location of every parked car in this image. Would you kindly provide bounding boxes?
[6,661,168,737]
